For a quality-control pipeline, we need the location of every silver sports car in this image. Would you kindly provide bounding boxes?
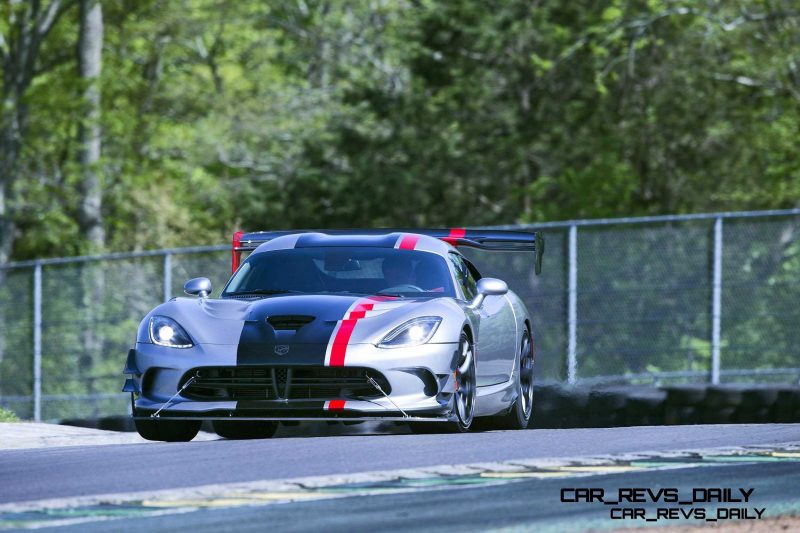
[123,228,544,441]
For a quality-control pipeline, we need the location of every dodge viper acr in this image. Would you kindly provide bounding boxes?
[123,228,544,441]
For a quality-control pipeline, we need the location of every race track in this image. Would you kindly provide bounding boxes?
[69,460,800,533]
[2,424,799,531]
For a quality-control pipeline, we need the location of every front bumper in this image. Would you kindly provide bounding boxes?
[124,341,461,420]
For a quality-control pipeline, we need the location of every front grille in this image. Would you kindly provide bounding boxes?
[181,366,390,402]
[275,368,288,388]
[267,315,315,330]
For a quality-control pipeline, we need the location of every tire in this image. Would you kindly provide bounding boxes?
[410,332,476,434]
[134,418,201,442]
[212,420,278,440]
[484,329,534,430]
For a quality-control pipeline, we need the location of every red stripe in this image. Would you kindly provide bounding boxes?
[232,231,244,273]
[329,320,356,366]
[329,301,375,366]
[442,227,466,246]
[327,400,346,411]
[352,302,375,313]
[398,234,420,250]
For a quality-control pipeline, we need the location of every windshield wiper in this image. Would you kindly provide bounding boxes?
[322,290,372,296]
[223,289,302,297]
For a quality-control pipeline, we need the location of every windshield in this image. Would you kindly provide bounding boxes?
[222,247,455,298]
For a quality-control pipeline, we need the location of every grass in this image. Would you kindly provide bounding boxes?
[0,407,20,422]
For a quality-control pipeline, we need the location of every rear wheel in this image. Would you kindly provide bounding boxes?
[212,420,278,440]
[410,332,476,434]
[134,418,201,442]
[485,329,534,430]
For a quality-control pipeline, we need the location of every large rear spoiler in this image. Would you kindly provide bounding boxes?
[231,228,544,275]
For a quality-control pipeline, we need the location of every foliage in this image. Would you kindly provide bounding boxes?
[0,406,19,422]
[0,0,797,260]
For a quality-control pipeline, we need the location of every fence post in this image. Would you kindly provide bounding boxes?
[33,261,42,422]
[711,217,723,384]
[163,253,172,303]
[567,225,578,385]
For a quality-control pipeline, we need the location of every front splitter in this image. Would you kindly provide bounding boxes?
[132,416,452,422]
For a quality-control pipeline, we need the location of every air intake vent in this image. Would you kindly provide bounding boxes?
[180,366,390,401]
[267,315,315,330]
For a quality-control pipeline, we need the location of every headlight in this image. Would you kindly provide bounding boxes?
[378,317,442,349]
[149,316,193,348]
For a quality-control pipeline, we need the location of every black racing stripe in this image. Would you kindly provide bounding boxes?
[235,294,359,366]
[235,295,362,413]
[295,233,401,248]
[237,339,330,366]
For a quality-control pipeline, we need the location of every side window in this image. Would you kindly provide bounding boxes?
[449,253,478,301]
[464,259,482,282]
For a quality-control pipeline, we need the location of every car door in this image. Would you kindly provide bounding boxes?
[449,253,517,386]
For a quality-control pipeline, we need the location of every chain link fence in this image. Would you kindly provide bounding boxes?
[2,209,799,421]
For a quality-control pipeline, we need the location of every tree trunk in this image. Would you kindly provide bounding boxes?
[77,0,105,415]
[0,96,25,267]
[77,0,104,251]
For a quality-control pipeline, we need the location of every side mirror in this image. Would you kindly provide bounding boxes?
[184,277,212,298]
[468,277,508,309]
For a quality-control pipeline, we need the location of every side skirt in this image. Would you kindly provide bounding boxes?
[474,375,518,417]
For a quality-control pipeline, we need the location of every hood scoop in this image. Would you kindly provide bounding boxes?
[267,315,315,331]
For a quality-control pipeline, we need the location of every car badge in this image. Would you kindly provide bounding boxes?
[274,345,290,356]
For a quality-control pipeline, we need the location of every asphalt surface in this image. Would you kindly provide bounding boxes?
[1,424,799,505]
[55,460,800,533]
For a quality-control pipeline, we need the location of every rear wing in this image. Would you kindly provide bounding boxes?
[232,228,544,274]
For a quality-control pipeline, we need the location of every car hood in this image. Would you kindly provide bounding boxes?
[139,293,445,347]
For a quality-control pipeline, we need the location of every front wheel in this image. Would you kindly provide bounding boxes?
[410,332,476,434]
[134,418,201,442]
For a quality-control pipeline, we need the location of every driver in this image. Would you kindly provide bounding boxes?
[382,256,416,288]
